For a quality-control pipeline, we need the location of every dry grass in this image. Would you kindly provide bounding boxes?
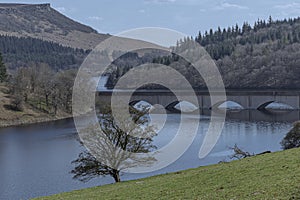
[0,84,71,128]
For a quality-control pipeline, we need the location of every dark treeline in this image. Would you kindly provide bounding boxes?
[150,16,300,89]
[194,16,300,60]
[106,49,169,88]
[0,35,89,71]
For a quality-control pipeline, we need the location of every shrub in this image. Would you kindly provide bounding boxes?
[281,122,300,150]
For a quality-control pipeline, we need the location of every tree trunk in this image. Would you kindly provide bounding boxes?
[112,170,121,183]
[53,104,57,115]
[45,94,49,107]
[24,93,28,102]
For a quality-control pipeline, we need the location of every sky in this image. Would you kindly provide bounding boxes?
[1,0,300,37]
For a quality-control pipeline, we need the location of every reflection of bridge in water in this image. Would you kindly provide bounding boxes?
[204,110,300,123]
[97,89,300,111]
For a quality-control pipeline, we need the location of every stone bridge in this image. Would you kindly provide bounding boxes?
[97,89,300,110]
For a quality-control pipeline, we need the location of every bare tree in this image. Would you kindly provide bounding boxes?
[11,93,24,111]
[36,63,55,108]
[10,67,31,110]
[0,52,7,83]
[71,107,157,183]
[230,144,253,160]
[55,69,76,113]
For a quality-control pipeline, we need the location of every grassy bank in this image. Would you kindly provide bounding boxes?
[0,85,71,128]
[35,148,300,200]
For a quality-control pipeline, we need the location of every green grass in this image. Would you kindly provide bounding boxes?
[34,148,300,200]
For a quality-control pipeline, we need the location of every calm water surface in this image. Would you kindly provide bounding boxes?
[0,110,298,200]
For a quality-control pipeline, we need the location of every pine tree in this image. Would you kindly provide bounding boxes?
[268,16,273,25]
[0,52,7,83]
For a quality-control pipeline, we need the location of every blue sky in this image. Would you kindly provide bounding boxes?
[2,0,300,37]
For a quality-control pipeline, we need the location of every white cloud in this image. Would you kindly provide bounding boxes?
[214,2,248,11]
[274,2,300,9]
[88,16,104,21]
[274,3,300,16]
[139,9,146,13]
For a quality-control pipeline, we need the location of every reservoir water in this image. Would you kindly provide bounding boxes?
[0,110,298,200]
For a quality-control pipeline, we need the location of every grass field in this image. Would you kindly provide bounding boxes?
[35,147,300,200]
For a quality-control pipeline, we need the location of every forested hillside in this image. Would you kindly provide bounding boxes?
[108,17,300,89]
[0,35,89,71]
[187,16,300,89]
[195,16,300,60]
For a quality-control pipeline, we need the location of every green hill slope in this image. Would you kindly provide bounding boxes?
[35,148,300,200]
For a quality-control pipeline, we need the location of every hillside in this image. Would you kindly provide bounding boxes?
[0,35,89,71]
[34,148,300,200]
[108,17,300,89]
[0,3,109,50]
[0,85,70,128]
[195,17,300,89]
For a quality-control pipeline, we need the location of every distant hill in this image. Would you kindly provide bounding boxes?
[0,3,166,71]
[0,3,109,50]
[108,17,300,89]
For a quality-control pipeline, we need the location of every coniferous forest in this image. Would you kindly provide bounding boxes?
[108,17,300,89]
[0,35,89,71]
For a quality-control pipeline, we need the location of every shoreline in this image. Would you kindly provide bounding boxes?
[0,115,73,129]
[0,84,74,129]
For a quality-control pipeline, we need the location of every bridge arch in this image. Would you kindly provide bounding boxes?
[257,101,295,110]
[98,90,300,110]
[166,101,198,113]
[257,101,274,110]
[129,100,140,107]
[210,101,244,110]
[165,101,180,112]
[129,100,153,110]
